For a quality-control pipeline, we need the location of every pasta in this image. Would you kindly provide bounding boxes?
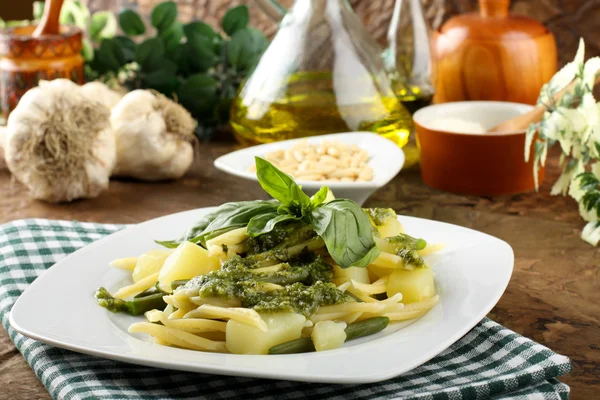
[95,160,444,355]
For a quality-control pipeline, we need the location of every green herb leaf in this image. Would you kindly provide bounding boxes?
[136,38,164,71]
[156,200,280,248]
[160,21,184,53]
[89,11,117,42]
[81,38,94,62]
[96,38,126,71]
[118,8,146,36]
[227,27,268,70]
[311,199,380,268]
[142,59,178,87]
[310,186,329,209]
[184,21,218,41]
[177,73,218,117]
[247,213,300,237]
[113,35,136,62]
[221,5,249,36]
[151,1,177,32]
[187,33,218,72]
[255,156,310,209]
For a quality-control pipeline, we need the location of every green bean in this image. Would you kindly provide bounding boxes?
[127,293,167,315]
[95,287,167,316]
[344,316,389,341]
[268,338,315,354]
[268,316,390,355]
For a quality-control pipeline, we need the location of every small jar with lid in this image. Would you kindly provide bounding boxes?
[431,0,557,105]
[0,25,84,120]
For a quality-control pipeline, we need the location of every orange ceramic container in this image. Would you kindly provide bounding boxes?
[0,25,84,119]
[413,101,544,196]
[431,0,557,105]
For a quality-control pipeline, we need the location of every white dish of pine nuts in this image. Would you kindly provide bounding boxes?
[214,132,405,205]
[247,139,374,182]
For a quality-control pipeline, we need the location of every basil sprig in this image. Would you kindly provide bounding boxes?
[157,157,380,268]
[155,200,279,248]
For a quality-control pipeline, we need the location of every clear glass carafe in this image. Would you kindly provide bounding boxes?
[230,0,413,146]
[384,0,434,114]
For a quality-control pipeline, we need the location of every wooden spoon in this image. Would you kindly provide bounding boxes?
[488,74,600,133]
[33,0,65,37]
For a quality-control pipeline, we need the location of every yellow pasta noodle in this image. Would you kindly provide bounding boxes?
[145,310,227,334]
[370,252,404,269]
[109,257,138,270]
[385,295,439,321]
[206,227,249,247]
[184,305,268,332]
[418,243,445,256]
[113,272,159,299]
[128,322,227,352]
[350,276,388,294]
[317,302,386,315]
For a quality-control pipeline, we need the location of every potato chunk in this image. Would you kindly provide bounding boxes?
[132,250,171,282]
[311,321,347,352]
[157,242,220,292]
[226,312,306,355]
[333,264,370,285]
[387,267,435,304]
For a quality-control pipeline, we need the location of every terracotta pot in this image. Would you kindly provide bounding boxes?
[431,0,557,105]
[0,25,84,120]
[413,101,545,196]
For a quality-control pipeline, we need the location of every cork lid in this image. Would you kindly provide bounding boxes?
[440,0,551,40]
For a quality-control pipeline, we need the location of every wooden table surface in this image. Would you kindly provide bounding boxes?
[0,143,598,399]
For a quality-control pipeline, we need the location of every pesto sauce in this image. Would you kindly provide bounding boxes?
[179,253,350,317]
[245,220,316,255]
[385,234,426,267]
[364,208,396,226]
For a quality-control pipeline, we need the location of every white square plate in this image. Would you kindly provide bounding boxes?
[10,208,513,384]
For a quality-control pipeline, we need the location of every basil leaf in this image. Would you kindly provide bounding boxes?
[310,186,329,209]
[247,213,300,237]
[136,38,164,71]
[255,156,310,209]
[311,199,380,268]
[155,200,279,248]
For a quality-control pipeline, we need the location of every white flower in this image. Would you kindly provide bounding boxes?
[552,160,584,196]
[539,38,585,104]
[565,160,586,200]
[592,162,600,179]
[583,57,600,91]
[581,221,600,246]
[579,202,597,222]
[544,108,587,156]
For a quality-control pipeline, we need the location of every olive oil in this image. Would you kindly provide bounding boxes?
[392,83,434,168]
[230,72,414,146]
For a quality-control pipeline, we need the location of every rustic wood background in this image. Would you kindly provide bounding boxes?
[82,0,600,68]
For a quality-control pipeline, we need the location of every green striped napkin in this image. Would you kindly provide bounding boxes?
[1,219,572,400]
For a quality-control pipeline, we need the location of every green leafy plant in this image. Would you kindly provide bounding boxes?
[526,39,600,246]
[27,1,268,139]
[157,157,380,269]
[90,3,268,139]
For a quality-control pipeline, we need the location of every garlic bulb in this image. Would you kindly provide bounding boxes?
[0,126,7,170]
[110,90,197,181]
[80,81,123,109]
[5,79,115,202]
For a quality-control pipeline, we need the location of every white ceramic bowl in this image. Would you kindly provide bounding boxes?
[214,132,405,205]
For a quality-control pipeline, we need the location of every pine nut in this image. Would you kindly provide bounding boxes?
[247,140,373,182]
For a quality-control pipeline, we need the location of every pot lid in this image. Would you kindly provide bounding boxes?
[439,0,550,40]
